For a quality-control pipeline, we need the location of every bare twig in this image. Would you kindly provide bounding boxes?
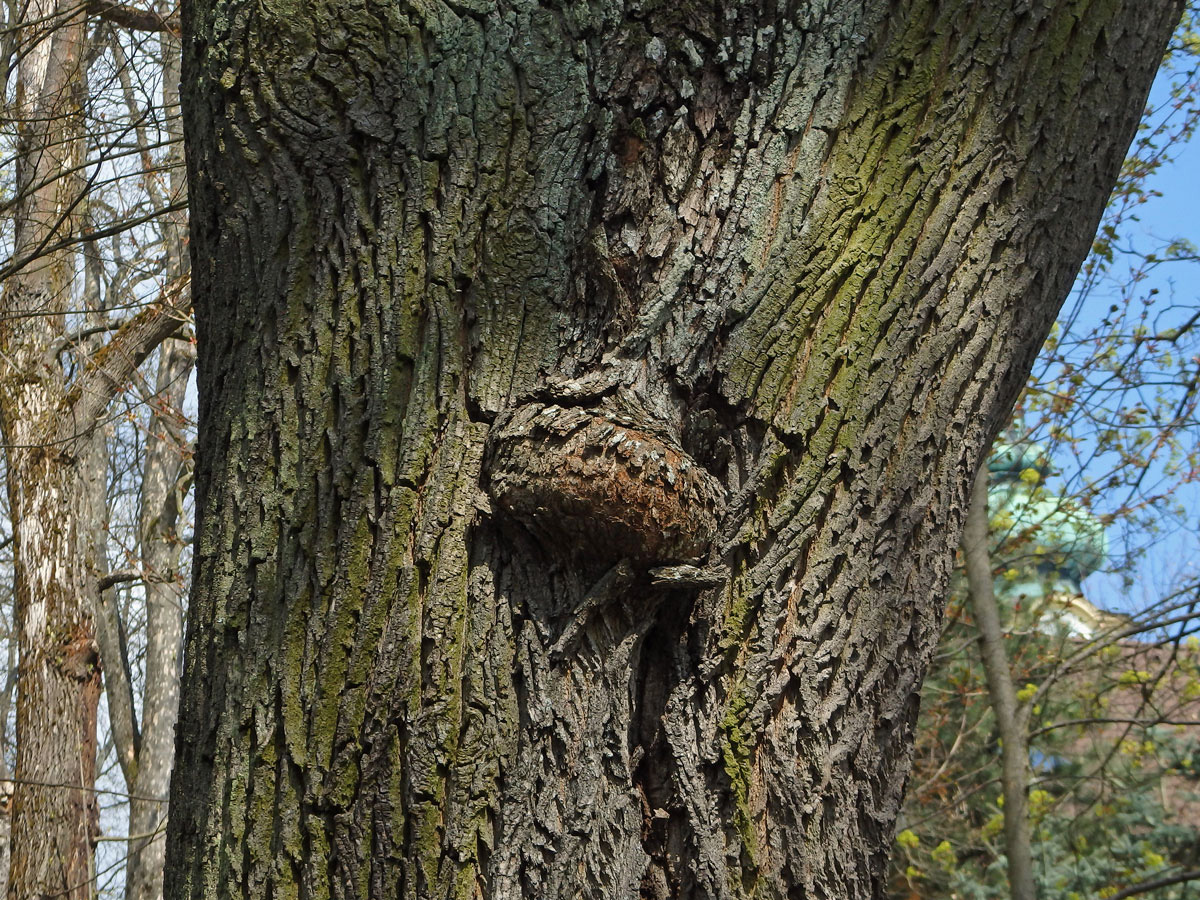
[1109,869,1200,900]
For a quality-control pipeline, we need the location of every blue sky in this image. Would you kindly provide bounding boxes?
[1074,66,1200,617]
[1137,71,1200,249]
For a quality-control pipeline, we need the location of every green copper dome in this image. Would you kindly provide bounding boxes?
[987,442,1107,597]
[988,441,1052,480]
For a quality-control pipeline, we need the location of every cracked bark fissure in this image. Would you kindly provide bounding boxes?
[167,1,1181,898]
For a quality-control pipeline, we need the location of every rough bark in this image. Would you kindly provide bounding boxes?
[2,448,105,900]
[167,2,1182,898]
[963,467,1035,900]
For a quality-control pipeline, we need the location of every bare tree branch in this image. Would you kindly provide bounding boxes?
[84,0,177,34]
[1109,869,1200,900]
[54,294,191,450]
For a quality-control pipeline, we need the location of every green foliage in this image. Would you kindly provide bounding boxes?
[891,603,1200,899]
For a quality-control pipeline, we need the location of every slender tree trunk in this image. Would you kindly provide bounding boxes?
[125,21,192,900]
[123,346,190,900]
[78,389,110,900]
[964,467,1036,900]
[167,2,1182,898]
[0,783,10,900]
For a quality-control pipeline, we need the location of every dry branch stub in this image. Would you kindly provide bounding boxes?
[485,402,727,567]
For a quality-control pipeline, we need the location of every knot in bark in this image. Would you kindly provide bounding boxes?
[485,402,726,566]
[58,629,100,682]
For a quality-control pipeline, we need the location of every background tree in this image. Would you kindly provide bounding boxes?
[0,1,190,897]
[165,1,1183,898]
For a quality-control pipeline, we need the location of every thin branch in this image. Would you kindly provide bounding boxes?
[95,819,166,843]
[96,568,139,591]
[46,317,122,362]
[1029,716,1200,739]
[0,775,164,802]
[85,0,178,34]
[1109,869,1200,900]
[0,198,187,283]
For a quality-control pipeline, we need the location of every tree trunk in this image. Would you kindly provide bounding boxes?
[125,21,192,900]
[167,2,1182,898]
[0,530,14,900]
[0,3,193,896]
[123,348,191,900]
[3,460,104,900]
[0,783,10,900]
[0,4,102,897]
[964,467,1035,900]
